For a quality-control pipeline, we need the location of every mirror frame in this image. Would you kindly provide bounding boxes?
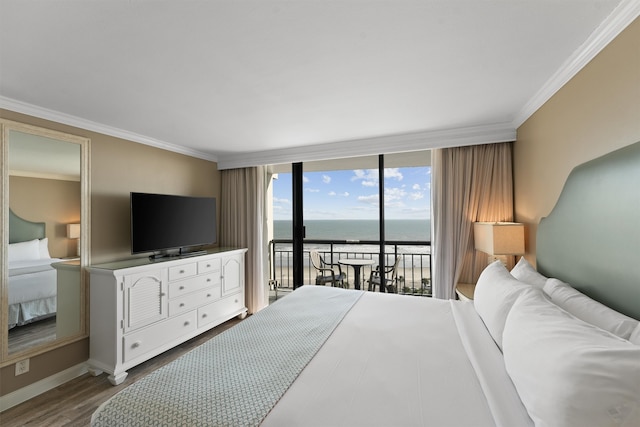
[0,119,91,365]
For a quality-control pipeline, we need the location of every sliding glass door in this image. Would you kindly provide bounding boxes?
[270,151,430,292]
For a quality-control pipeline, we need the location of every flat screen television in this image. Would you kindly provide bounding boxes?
[130,192,217,258]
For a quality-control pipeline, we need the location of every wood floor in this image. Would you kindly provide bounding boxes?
[0,317,243,427]
[8,317,57,355]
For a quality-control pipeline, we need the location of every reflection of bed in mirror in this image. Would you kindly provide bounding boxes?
[8,209,60,330]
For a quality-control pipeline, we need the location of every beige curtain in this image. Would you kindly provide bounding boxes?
[431,142,514,299]
[219,166,268,313]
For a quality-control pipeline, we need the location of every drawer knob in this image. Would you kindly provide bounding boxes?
[180,269,185,274]
[206,278,211,282]
[132,341,141,349]
[184,321,190,326]
[206,264,211,268]
[207,293,212,298]
[179,286,185,290]
[160,292,166,297]
[235,299,238,303]
[202,313,208,318]
[179,303,185,307]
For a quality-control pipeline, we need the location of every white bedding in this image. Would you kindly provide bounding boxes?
[92,286,533,426]
[262,291,532,427]
[8,258,61,328]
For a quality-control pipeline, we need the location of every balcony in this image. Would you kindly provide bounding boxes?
[269,239,432,297]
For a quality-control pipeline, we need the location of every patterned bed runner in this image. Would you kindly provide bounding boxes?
[92,286,363,426]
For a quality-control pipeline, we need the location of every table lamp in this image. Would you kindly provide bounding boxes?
[67,223,80,256]
[473,222,525,265]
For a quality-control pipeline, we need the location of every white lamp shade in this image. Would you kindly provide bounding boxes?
[474,222,525,255]
[67,223,81,239]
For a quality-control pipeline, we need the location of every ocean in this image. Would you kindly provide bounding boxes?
[273,219,430,241]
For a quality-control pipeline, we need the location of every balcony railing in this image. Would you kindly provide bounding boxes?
[269,239,432,296]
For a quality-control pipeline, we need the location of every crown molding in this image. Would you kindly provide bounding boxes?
[1,95,514,170]
[0,96,219,162]
[217,123,516,170]
[512,0,640,128]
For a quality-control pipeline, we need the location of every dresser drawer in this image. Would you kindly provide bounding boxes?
[198,294,244,328]
[123,311,196,363]
[168,272,220,298]
[168,262,197,281]
[198,258,220,274]
[169,287,220,316]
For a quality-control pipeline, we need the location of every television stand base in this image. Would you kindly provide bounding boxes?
[148,249,208,261]
[178,249,208,258]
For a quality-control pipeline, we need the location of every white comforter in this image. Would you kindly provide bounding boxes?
[262,290,532,427]
[8,258,61,327]
[8,258,61,305]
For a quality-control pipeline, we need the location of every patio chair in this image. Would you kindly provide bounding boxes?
[368,256,401,293]
[310,250,346,288]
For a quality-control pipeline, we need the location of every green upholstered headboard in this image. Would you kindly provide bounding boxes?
[536,141,640,321]
[9,208,46,244]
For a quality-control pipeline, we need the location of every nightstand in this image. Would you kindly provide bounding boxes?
[455,282,476,301]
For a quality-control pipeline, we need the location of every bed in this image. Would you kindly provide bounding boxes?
[91,142,640,427]
[8,209,61,329]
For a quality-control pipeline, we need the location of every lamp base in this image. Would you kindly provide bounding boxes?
[488,254,515,269]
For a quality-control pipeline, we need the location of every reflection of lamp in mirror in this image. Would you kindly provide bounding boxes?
[474,222,525,267]
[67,223,80,256]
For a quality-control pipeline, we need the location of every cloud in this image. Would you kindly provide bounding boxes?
[328,191,336,196]
[384,168,403,181]
[385,200,405,208]
[351,169,368,181]
[385,187,407,201]
[273,197,291,205]
[352,168,403,188]
[306,188,320,193]
[358,194,379,205]
[272,198,292,219]
[322,175,331,184]
[412,183,421,190]
[351,169,377,181]
[303,175,309,183]
[410,192,424,201]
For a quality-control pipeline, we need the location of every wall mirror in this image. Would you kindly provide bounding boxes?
[1,119,90,364]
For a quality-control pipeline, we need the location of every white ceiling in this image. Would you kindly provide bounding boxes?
[1,1,638,169]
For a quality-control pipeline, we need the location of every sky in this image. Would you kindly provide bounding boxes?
[272,166,431,220]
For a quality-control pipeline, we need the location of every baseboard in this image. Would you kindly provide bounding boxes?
[0,363,88,412]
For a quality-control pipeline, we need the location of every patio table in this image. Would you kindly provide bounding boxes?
[338,258,375,290]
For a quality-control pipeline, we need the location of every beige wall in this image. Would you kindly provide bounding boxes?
[1,109,220,395]
[9,176,81,258]
[514,17,640,263]
[91,130,220,264]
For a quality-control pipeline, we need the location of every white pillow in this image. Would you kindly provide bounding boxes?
[8,239,41,262]
[543,278,638,340]
[473,260,530,349]
[39,238,51,259]
[510,257,546,288]
[503,288,640,427]
[629,324,640,345]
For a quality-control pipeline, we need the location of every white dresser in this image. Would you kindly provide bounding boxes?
[87,248,247,385]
